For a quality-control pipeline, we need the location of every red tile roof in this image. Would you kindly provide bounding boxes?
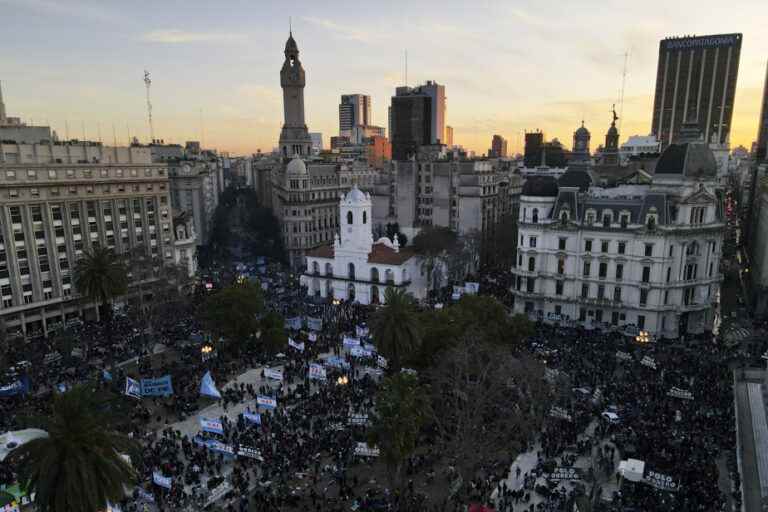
[304,242,416,266]
[305,244,334,259]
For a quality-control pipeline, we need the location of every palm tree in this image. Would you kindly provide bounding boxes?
[73,246,128,342]
[371,287,421,372]
[9,386,136,512]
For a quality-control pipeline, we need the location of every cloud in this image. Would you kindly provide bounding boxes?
[140,29,247,44]
[236,85,281,104]
[302,17,391,44]
[0,0,119,22]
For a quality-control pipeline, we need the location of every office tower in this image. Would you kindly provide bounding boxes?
[651,33,742,148]
[445,126,454,147]
[278,32,313,159]
[389,81,446,160]
[490,135,508,158]
[339,94,371,137]
[757,60,768,162]
[524,131,544,167]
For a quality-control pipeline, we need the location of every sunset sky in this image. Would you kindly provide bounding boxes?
[2,0,767,156]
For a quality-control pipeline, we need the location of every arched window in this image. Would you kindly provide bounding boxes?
[528,257,536,272]
[348,262,355,280]
[347,211,353,225]
[385,269,394,284]
[312,261,319,274]
[371,286,380,305]
[347,283,356,302]
[363,211,367,224]
[371,267,380,283]
[532,208,539,224]
[325,263,333,276]
[560,210,569,224]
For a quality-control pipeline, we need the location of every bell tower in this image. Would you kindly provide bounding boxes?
[279,32,312,159]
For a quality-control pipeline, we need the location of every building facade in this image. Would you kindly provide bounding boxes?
[490,135,508,158]
[651,33,742,148]
[339,94,371,137]
[390,81,446,160]
[757,60,768,163]
[300,186,426,304]
[167,160,222,246]
[511,140,724,338]
[0,144,173,336]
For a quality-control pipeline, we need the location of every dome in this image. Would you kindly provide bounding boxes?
[286,157,307,175]
[522,176,559,197]
[575,124,590,136]
[655,142,717,178]
[343,185,369,204]
[375,237,394,249]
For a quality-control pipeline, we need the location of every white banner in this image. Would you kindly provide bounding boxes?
[308,363,327,381]
[343,336,361,348]
[348,414,369,426]
[549,406,572,421]
[288,338,305,352]
[640,356,658,370]
[350,346,373,358]
[199,417,224,435]
[667,387,693,400]
[354,442,380,457]
[264,368,284,381]
[257,395,277,409]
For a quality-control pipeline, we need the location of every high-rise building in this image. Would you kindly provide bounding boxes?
[651,33,742,148]
[489,135,508,158]
[339,94,371,137]
[757,60,768,162]
[389,81,446,160]
[278,32,313,159]
[445,126,454,147]
[310,132,323,154]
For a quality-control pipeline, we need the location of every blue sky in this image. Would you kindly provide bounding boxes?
[2,0,767,155]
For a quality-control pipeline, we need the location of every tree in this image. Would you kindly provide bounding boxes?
[427,336,550,500]
[413,226,457,293]
[257,311,287,356]
[368,374,430,495]
[385,223,408,247]
[200,283,264,353]
[371,287,421,372]
[73,246,129,321]
[9,385,136,512]
[445,230,482,283]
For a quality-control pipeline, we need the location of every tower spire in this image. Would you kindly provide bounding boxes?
[0,80,6,123]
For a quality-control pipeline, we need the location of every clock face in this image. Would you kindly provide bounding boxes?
[289,68,300,81]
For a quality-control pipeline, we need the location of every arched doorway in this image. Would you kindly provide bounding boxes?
[371,285,380,305]
[326,280,334,298]
[347,283,356,302]
[312,278,320,297]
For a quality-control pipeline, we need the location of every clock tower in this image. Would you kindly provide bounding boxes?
[279,32,312,159]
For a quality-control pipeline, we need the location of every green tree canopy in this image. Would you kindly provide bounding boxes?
[371,287,421,372]
[200,283,264,347]
[368,373,430,493]
[9,386,137,512]
[73,246,128,316]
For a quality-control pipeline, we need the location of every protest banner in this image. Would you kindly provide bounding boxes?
[200,417,224,435]
[308,363,327,381]
[199,371,222,399]
[354,442,380,457]
[257,395,277,409]
[667,387,693,400]
[547,467,583,481]
[348,414,370,426]
[464,282,480,295]
[343,336,361,348]
[549,406,573,421]
[0,376,29,397]
[644,469,681,492]
[640,356,658,370]
[264,368,284,381]
[243,411,262,425]
[284,317,302,330]
[237,446,263,460]
[324,356,350,369]
[350,346,373,358]
[288,338,305,352]
[152,471,172,489]
[140,375,174,396]
[125,377,141,399]
[307,317,323,331]
[616,351,633,362]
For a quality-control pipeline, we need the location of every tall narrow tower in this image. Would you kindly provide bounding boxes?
[279,32,312,159]
[0,80,7,124]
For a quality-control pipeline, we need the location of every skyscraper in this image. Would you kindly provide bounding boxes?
[489,134,508,158]
[445,125,454,147]
[651,33,742,148]
[278,32,313,159]
[338,94,371,137]
[389,81,446,160]
[757,60,768,162]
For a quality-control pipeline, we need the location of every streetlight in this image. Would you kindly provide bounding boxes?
[336,375,349,386]
[635,330,650,344]
[201,344,215,362]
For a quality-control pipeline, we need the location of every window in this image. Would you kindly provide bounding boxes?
[690,207,706,225]
[579,308,587,321]
[595,309,603,322]
[363,211,367,224]
[669,245,674,257]
[602,213,611,227]
[585,240,592,252]
[555,281,564,295]
[612,311,619,325]
[620,213,629,228]
[529,237,537,248]
[642,266,650,283]
[601,241,609,253]
[640,289,648,306]
[637,315,645,330]
[684,287,696,305]
[618,242,626,255]
[663,290,669,305]
[5,170,16,179]
[558,238,567,251]
[560,211,569,224]
[598,262,607,278]
[48,170,57,179]
[615,264,623,280]
[557,257,565,275]
[347,211,353,225]
[597,285,605,299]
[644,244,653,257]
[709,262,714,277]
[586,211,596,224]
[528,257,535,272]
[613,287,622,302]
[526,277,535,293]
[583,261,591,277]
[532,209,539,224]
[581,284,589,298]
[348,263,355,280]
[666,267,672,282]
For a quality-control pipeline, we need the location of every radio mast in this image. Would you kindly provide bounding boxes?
[144,70,154,143]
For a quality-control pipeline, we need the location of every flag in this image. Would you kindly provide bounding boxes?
[243,410,261,425]
[199,417,224,435]
[308,363,327,381]
[152,471,172,489]
[199,371,222,399]
[257,395,277,409]
[308,332,318,342]
[288,338,305,352]
[125,377,141,399]
[102,369,113,382]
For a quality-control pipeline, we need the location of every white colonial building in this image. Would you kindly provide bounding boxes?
[512,133,725,338]
[300,186,427,304]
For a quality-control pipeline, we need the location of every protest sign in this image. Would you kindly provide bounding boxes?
[350,346,373,358]
[265,368,284,381]
[354,442,380,457]
[308,332,318,342]
[348,414,369,426]
[257,395,277,409]
[125,377,141,399]
[140,375,173,396]
[667,387,693,400]
[343,336,361,348]
[308,317,323,331]
[288,338,305,352]
[640,356,658,370]
[237,446,263,460]
[308,363,327,381]
[200,417,224,435]
[284,317,302,330]
[644,469,680,492]
[152,471,172,489]
[547,467,583,481]
[243,411,262,425]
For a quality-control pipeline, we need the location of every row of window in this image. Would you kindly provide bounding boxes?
[4,168,164,180]
[6,182,166,199]
[523,235,716,257]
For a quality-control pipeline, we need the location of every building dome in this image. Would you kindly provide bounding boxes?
[655,142,717,179]
[343,185,369,204]
[286,157,307,175]
[575,124,590,136]
[522,176,559,197]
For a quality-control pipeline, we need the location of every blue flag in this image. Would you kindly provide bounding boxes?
[200,371,222,399]
[102,369,113,382]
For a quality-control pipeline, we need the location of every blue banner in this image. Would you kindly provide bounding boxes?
[243,410,261,425]
[152,471,172,489]
[199,371,222,399]
[140,375,173,396]
[200,417,224,435]
[307,317,322,331]
[284,317,302,330]
[102,369,113,382]
[125,377,141,399]
[0,375,29,397]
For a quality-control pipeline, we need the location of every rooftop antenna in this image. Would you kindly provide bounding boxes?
[618,49,631,134]
[97,122,102,144]
[112,123,117,146]
[404,49,408,86]
[65,119,70,141]
[289,16,292,35]
[144,70,154,143]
